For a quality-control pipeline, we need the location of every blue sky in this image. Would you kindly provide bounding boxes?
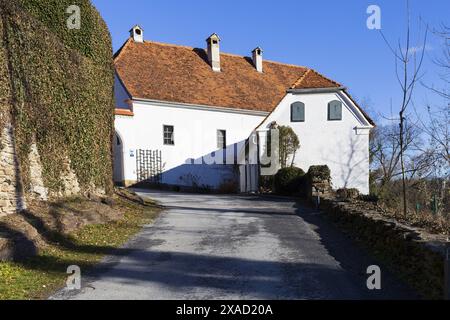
[92,0,449,122]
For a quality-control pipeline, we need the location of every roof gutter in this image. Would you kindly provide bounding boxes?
[286,86,347,94]
[131,97,270,116]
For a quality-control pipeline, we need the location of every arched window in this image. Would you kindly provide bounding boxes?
[291,102,305,122]
[328,100,342,120]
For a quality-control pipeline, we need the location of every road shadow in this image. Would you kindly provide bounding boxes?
[55,249,367,300]
[291,201,419,299]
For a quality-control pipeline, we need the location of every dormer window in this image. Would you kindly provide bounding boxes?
[328,100,342,121]
[291,102,305,122]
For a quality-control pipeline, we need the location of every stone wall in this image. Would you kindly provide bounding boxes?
[0,125,85,215]
[0,124,26,216]
[28,142,48,201]
[318,196,449,299]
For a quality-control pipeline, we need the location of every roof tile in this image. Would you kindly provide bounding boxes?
[114,39,340,112]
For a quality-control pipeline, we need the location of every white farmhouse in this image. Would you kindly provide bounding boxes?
[113,26,375,194]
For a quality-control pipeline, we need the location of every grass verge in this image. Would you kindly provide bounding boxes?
[0,189,161,300]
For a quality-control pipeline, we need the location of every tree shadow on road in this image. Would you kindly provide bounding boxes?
[292,201,419,300]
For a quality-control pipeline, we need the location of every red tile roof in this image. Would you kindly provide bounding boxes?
[290,69,341,89]
[114,38,374,125]
[115,108,134,116]
[115,39,342,112]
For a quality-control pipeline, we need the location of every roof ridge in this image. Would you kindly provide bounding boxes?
[113,38,133,61]
[114,38,308,70]
[143,39,197,50]
[290,69,311,88]
[308,68,342,87]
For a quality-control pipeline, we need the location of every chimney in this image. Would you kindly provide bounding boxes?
[206,33,221,72]
[252,47,263,72]
[130,25,144,43]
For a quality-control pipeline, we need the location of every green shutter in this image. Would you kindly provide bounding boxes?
[328,101,342,120]
[291,102,305,122]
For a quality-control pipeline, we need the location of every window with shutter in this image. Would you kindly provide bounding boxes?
[291,102,305,122]
[328,100,342,120]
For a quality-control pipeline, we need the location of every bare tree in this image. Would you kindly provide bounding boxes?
[421,24,450,99]
[416,24,450,214]
[278,125,300,168]
[417,24,450,173]
[370,118,424,191]
[379,0,428,217]
[414,104,450,174]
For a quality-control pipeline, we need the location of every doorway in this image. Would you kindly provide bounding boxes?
[113,132,124,185]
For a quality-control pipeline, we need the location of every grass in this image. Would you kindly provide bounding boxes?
[0,190,161,300]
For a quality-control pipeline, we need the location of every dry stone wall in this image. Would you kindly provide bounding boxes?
[0,125,26,216]
[319,196,449,299]
[27,142,48,201]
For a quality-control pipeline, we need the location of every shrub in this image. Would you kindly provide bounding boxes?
[0,0,114,195]
[307,165,331,183]
[278,125,300,168]
[259,175,275,193]
[274,167,305,195]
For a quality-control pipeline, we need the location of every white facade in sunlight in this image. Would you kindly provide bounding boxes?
[114,94,266,190]
[112,28,374,194]
[256,91,372,194]
[114,80,372,194]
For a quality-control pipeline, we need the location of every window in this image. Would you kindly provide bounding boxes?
[163,125,174,145]
[291,102,305,122]
[217,130,226,149]
[328,100,342,120]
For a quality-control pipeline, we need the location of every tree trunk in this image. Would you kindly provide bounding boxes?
[399,112,408,218]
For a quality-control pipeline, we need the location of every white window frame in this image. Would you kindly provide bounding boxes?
[217,129,226,149]
[163,125,174,145]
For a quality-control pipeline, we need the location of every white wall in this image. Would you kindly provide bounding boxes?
[114,96,266,189]
[114,76,372,193]
[259,91,372,194]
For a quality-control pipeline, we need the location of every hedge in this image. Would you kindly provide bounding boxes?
[0,0,115,195]
[274,167,305,195]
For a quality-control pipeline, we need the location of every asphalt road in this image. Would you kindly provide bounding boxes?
[52,189,415,300]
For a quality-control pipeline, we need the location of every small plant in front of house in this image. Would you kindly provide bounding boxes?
[278,125,300,168]
[307,165,331,183]
[273,167,305,195]
[259,175,275,193]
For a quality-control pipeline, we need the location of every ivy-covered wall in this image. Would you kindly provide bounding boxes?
[0,0,114,205]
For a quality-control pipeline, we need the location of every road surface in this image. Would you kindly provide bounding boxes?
[52,189,415,300]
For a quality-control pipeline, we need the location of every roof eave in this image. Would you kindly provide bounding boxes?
[286,86,347,94]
